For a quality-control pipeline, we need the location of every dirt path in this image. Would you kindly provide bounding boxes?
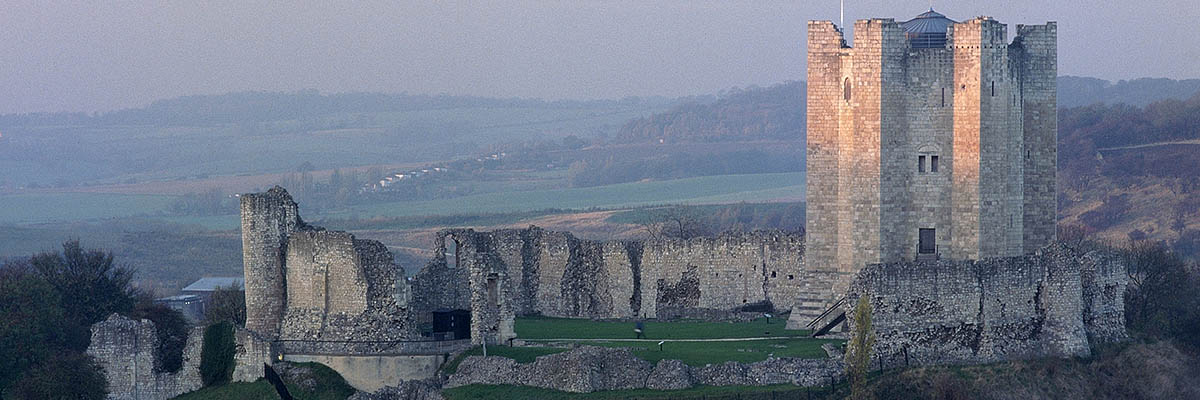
[1097,139,1200,152]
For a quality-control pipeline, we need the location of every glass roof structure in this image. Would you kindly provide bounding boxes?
[901,9,957,49]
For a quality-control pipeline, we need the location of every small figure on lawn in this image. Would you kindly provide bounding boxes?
[634,320,645,339]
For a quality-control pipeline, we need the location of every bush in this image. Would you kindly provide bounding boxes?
[1121,241,1200,349]
[7,352,107,400]
[204,286,246,327]
[200,322,236,386]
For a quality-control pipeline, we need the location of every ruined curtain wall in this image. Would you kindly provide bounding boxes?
[846,244,1126,366]
[280,231,413,341]
[413,228,808,326]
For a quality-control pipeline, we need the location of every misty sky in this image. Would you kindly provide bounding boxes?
[3,1,1198,114]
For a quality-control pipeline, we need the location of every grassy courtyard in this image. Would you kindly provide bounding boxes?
[514,316,805,340]
[441,317,843,370]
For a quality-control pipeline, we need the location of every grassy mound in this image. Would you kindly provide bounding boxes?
[174,362,356,400]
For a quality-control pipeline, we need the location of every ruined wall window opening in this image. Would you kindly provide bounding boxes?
[787,274,794,280]
[918,155,926,173]
[940,88,946,107]
[771,271,777,278]
[991,81,996,97]
[930,156,939,172]
[446,238,458,269]
[486,275,499,308]
[844,78,852,101]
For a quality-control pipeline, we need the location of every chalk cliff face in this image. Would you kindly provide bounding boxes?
[846,243,1127,367]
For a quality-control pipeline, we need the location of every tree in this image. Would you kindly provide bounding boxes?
[204,285,247,327]
[0,262,66,392]
[30,241,138,351]
[641,206,711,240]
[7,352,107,400]
[1121,240,1200,347]
[846,295,876,400]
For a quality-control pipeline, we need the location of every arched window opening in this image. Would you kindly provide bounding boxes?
[844,78,852,101]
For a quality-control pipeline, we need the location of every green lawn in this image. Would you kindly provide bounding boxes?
[586,338,836,366]
[515,316,806,340]
[443,383,819,400]
[505,317,840,366]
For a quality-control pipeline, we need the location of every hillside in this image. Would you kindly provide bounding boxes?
[612,77,1200,145]
[614,81,806,143]
[1058,91,1200,257]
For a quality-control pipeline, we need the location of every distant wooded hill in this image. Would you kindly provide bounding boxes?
[0,90,673,128]
[613,77,1200,144]
[1057,76,1200,108]
[614,81,806,143]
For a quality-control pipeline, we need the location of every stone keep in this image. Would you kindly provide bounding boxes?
[805,10,1057,282]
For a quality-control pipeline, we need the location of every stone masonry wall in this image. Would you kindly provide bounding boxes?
[87,314,272,400]
[241,187,417,345]
[846,244,1126,367]
[445,346,844,393]
[411,227,809,343]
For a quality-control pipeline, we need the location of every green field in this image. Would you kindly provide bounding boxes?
[328,172,805,219]
[0,192,175,224]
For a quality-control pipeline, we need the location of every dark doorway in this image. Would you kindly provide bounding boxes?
[919,229,937,254]
[431,309,471,340]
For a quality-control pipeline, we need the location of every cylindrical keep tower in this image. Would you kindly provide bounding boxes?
[240,186,304,338]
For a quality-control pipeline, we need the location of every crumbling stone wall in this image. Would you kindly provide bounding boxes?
[411,227,808,343]
[445,346,844,393]
[87,314,272,400]
[846,244,1126,366]
[280,231,412,341]
[242,186,416,344]
[87,314,203,400]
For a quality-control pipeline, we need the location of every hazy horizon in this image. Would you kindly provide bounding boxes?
[3,1,1198,114]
